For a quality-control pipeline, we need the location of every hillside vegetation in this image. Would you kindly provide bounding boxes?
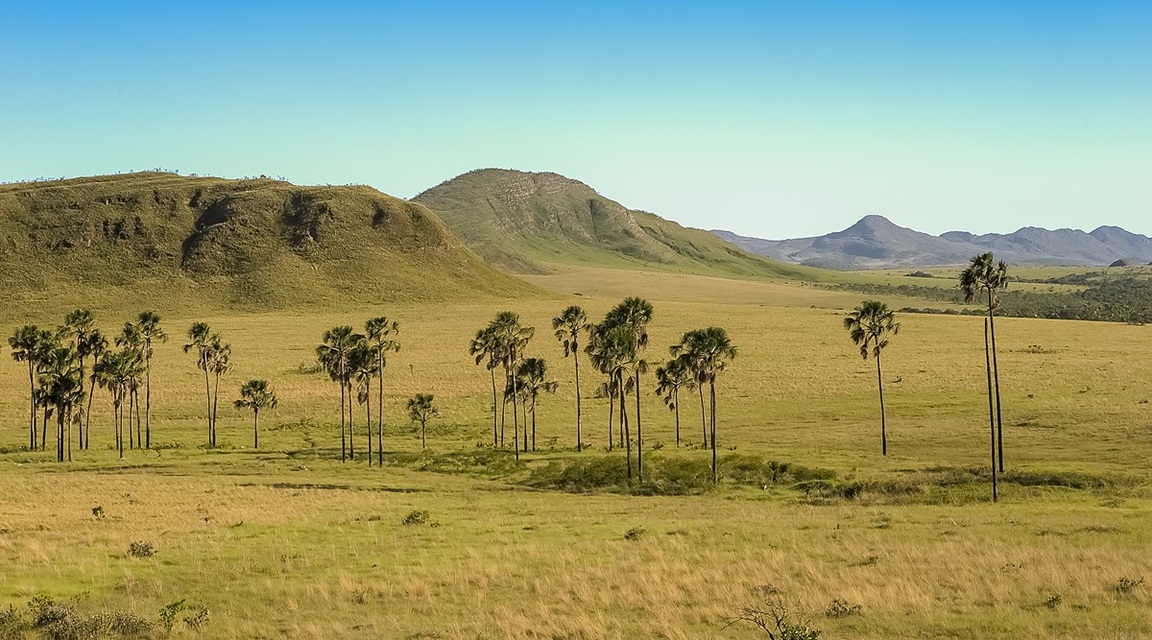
[413,168,819,281]
[0,173,537,318]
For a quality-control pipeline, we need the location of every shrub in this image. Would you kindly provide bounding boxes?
[402,510,430,526]
[1045,593,1063,609]
[1115,577,1145,595]
[127,541,156,558]
[623,526,646,541]
[825,598,862,618]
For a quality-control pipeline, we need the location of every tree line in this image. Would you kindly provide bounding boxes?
[6,253,1015,501]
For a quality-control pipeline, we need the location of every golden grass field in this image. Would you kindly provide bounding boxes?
[2,267,1151,639]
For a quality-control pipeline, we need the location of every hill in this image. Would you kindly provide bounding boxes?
[412,169,817,281]
[715,216,1152,269]
[0,172,536,317]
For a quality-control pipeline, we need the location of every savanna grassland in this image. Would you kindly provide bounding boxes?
[2,265,1151,640]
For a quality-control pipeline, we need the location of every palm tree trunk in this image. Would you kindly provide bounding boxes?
[621,371,632,483]
[607,386,614,451]
[522,396,529,452]
[77,358,85,451]
[378,354,385,462]
[66,407,73,462]
[212,373,221,448]
[710,379,718,484]
[500,366,508,448]
[253,408,259,448]
[674,387,680,447]
[57,407,65,462]
[574,355,582,452]
[698,383,707,446]
[339,363,346,462]
[27,363,36,450]
[203,367,212,447]
[511,356,522,456]
[134,388,142,450]
[145,356,152,449]
[489,368,498,447]
[988,298,1004,473]
[85,373,95,450]
[42,406,49,451]
[348,382,355,461]
[530,395,537,452]
[985,318,998,503]
[420,417,427,449]
[117,398,124,459]
[366,379,373,467]
[128,389,135,450]
[876,350,887,456]
[513,391,520,461]
[635,370,642,481]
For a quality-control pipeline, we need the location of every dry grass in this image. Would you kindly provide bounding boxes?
[2,266,1151,638]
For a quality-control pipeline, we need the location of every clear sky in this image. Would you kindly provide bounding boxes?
[2,1,1149,239]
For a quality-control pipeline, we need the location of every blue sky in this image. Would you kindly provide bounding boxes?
[2,1,1149,238]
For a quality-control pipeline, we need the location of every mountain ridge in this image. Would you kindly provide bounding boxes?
[713,216,1152,269]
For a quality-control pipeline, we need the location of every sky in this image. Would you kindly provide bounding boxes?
[1,1,1149,239]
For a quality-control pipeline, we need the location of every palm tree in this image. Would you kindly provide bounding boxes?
[60,309,95,450]
[116,322,144,448]
[490,312,534,457]
[673,327,737,483]
[960,253,1009,473]
[406,393,439,449]
[316,326,359,461]
[9,325,50,450]
[136,311,167,449]
[470,326,502,448]
[94,349,140,459]
[235,379,278,448]
[81,329,108,450]
[184,322,214,446]
[605,297,653,478]
[844,301,901,456]
[348,340,378,463]
[365,317,400,466]
[37,345,84,462]
[208,337,231,448]
[513,358,558,452]
[587,322,638,480]
[655,357,691,448]
[552,305,588,451]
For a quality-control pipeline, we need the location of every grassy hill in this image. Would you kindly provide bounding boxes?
[412,168,820,281]
[0,172,537,318]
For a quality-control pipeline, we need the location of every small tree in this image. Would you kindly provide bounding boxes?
[235,379,278,448]
[406,393,439,449]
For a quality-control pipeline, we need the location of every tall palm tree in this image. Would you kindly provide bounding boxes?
[844,300,901,456]
[406,393,439,449]
[470,325,502,448]
[490,312,534,457]
[347,340,377,463]
[184,322,215,446]
[136,311,167,449]
[960,253,1009,472]
[655,357,691,448]
[37,345,84,462]
[552,305,588,451]
[60,309,95,450]
[673,327,737,483]
[365,317,400,466]
[81,329,108,450]
[587,322,638,480]
[94,349,140,459]
[605,297,653,478]
[235,379,278,448]
[316,326,359,461]
[513,357,558,452]
[208,337,232,448]
[9,325,50,450]
[116,322,145,448]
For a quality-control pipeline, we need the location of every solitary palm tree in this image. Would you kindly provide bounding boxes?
[552,305,588,451]
[406,393,439,449]
[470,326,502,448]
[960,253,1009,473]
[235,379,278,448]
[136,311,167,449]
[673,327,737,483]
[844,301,901,456]
[655,357,691,447]
[365,317,400,466]
[317,326,359,461]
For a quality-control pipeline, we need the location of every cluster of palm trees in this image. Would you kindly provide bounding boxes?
[8,310,166,461]
[315,317,401,463]
[470,298,738,484]
[183,323,231,448]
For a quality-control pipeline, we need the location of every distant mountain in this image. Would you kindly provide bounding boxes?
[713,216,1152,269]
[413,169,815,280]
